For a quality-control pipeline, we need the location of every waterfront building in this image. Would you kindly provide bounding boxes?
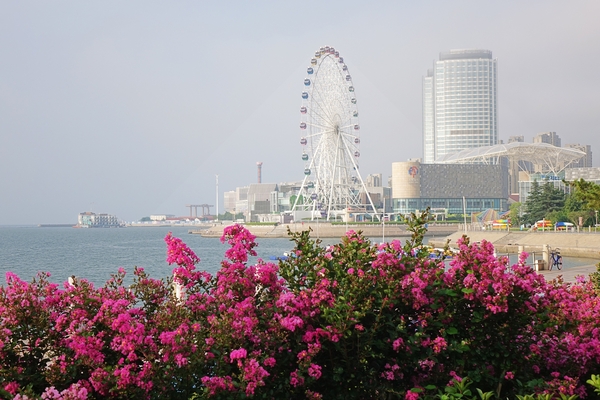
[423,49,498,163]
[565,167,600,183]
[77,212,122,228]
[223,191,236,213]
[391,161,509,216]
[247,183,278,219]
[150,214,175,221]
[435,142,584,206]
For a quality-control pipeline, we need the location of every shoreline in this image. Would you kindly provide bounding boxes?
[196,222,600,283]
[191,222,460,239]
[428,230,600,259]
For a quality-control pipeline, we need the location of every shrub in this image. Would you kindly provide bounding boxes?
[1,212,600,399]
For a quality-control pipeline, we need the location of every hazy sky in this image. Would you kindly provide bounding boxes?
[2,1,600,225]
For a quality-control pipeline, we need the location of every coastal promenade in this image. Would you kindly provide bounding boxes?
[428,230,600,259]
[193,222,460,239]
[429,230,600,283]
[194,223,600,283]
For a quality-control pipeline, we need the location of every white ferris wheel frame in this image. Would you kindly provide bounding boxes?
[292,46,378,222]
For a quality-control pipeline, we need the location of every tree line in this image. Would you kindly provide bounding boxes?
[509,178,600,227]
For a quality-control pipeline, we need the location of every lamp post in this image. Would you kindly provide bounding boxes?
[595,210,598,231]
[382,197,386,244]
[462,196,467,233]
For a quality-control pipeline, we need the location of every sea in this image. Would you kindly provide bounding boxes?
[0,226,594,288]
[0,226,343,287]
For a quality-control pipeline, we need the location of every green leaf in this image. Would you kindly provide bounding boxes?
[447,326,458,335]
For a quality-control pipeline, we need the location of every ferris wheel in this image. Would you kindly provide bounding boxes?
[292,46,377,221]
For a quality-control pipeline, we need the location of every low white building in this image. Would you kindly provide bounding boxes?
[78,212,122,227]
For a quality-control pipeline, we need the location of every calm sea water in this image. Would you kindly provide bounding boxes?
[0,226,593,287]
[0,226,342,287]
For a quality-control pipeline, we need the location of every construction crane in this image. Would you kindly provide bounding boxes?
[185,204,213,218]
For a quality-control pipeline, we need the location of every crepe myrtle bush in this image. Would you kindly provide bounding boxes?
[1,211,600,399]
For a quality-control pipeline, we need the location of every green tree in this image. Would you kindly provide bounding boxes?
[569,178,600,210]
[567,210,593,227]
[565,179,600,227]
[523,181,543,224]
[508,202,523,227]
[523,181,566,225]
[218,211,244,221]
[564,191,586,212]
[541,181,566,211]
[568,179,600,227]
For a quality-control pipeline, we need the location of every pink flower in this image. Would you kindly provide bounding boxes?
[308,363,322,379]
[280,315,304,331]
[4,381,19,395]
[290,370,305,387]
[393,337,404,351]
[306,390,323,400]
[449,370,462,383]
[230,347,248,361]
[263,357,276,367]
[431,336,447,353]
[505,371,515,380]
[405,390,420,400]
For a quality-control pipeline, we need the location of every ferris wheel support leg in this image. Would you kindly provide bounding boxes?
[342,135,380,222]
[292,174,311,212]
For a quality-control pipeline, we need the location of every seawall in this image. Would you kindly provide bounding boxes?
[429,231,600,259]
[192,222,460,240]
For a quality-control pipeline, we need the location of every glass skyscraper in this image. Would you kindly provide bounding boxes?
[423,49,498,163]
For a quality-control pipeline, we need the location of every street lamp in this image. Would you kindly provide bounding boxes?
[382,197,386,244]
[595,210,598,231]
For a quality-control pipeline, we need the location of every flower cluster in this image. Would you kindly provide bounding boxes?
[1,219,600,399]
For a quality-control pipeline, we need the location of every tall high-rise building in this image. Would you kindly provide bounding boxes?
[423,49,498,163]
[564,143,592,168]
[508,135,524,144]
[366,173,382,187]
[532,132,561,173]
[533,132,561,147]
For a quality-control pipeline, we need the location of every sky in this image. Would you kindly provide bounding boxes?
[2,1,600,225]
